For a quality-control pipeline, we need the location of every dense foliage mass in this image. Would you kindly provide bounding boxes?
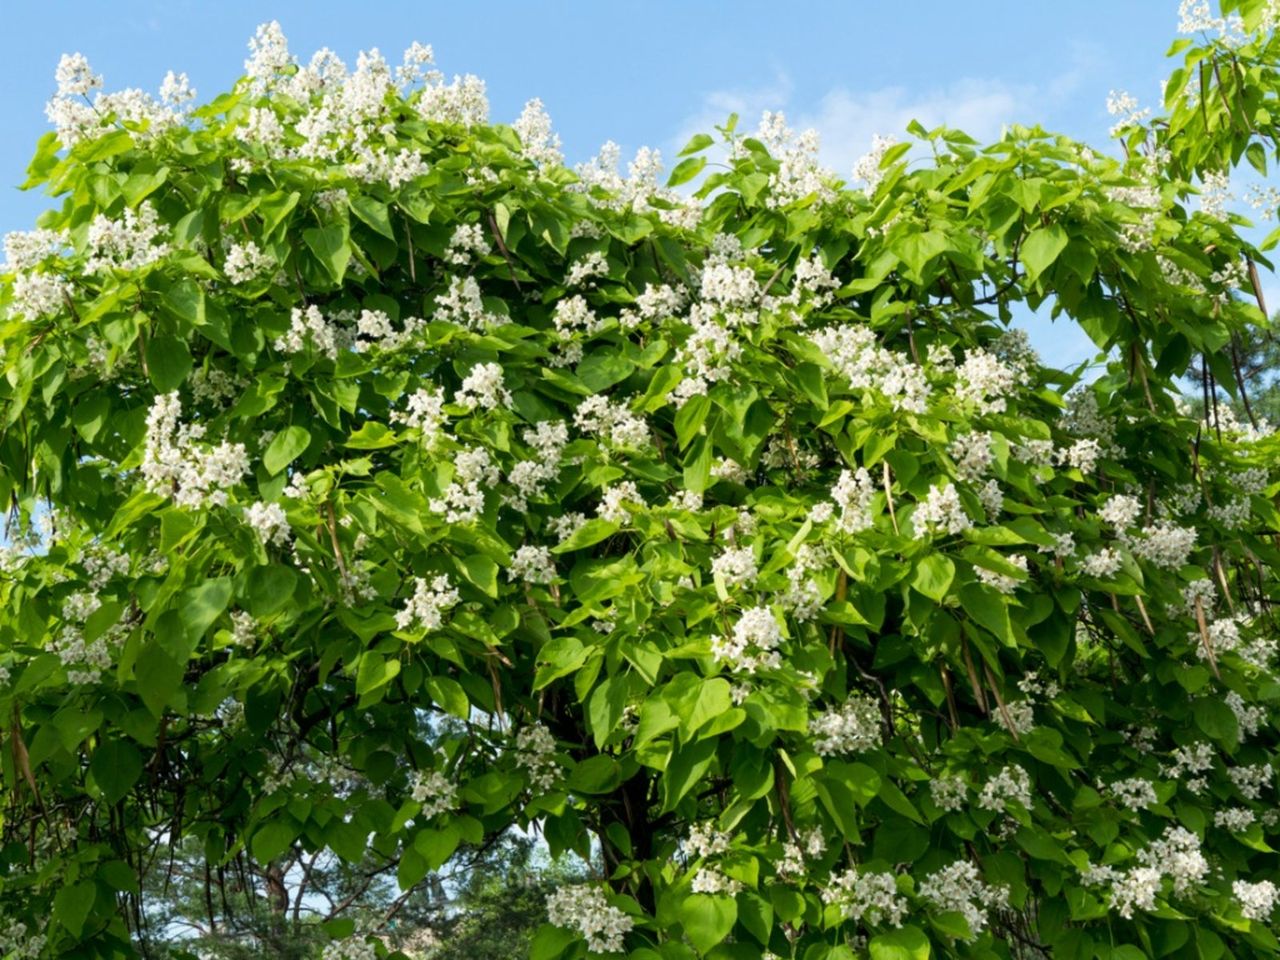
[3,1,1280,957]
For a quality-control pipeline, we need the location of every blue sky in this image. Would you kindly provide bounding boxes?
[0,1,1198,366]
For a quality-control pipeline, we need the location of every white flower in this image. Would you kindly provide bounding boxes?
[948,431,994,481]
[396,575,460,631]
[454,361,511,411]
[978,765,1032,813]
[513,98,563,167]
[515,723,560,793]
[919,861,1008,939]
[1080,547,1122,578]
[445,222,491,265]
[410,768,457,819]
[1235,879,1279,922]
[822,868,907,926]
[931,775,968,812]
[1100,494,1142,530]
[392,387,447,443]
[545,885,633,954]
[711,546,757,590]
[975,554,1029,595]
[84,202,170,273]
[245,501,292,548]
[429,447,499,523]
[1109,777,1157,811]
[509,545,556,584]
[224,240,274,284]
[955,348,1016,415]
[810,693,882,756]
[914,483,971,537]
[598,481,643,525]
[710,605,784,674]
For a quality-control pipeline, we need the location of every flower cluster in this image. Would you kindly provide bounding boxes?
[810,693,883,756]
[546,885,634,954]
[821,868,907,927]
[515,723,560,793]
[141,392,250,509]
[710,605,784,674]
[395,575,460,631]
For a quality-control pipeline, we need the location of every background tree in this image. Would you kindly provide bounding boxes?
[1,4,1280,960]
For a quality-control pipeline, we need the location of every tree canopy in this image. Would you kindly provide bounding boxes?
[2,3,1280,958]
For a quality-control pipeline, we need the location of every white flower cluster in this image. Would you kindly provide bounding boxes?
[930,775,968,812]
[228,610,256,646]
[454,362,511,411]
[224,240,274,284]
[410,768,457,819]
[513,98,563,168]
[914,483,972,537]
[691,866,742,896]
[598,481,643,525]
[1214,807,1256,832]
[505,420,569,510]
[574,395,649,448]
[3,228,64,271]
[955,348,1016,415]
[85,202,170,273]
[545,885,634,954]
[1227,692,1267,741]
[1094,825,1209,919]
[777,827,826,879]
[1080,547,1122,579]
[566,252,609,288]
[949,431,994,481]
[810,325,929,413]
[810,693,882,756]
[755,111,836,209]
[711,546,758,590]
[813,467,875,534]
[978,764,1032,813]
[1128,521,1197,570]
[1108,777,1158,812]
[395,575,460,631]
[821,868,907,927]
[321,937,378,960]
[515,723,560,793]
[1234,879,1279,922]
[429,447,499,523]
[274,304,349,358]
[53,590,118,685]
[993,697,1036,735]
[245,501,292,548]
[142,392,250,509]
[1165,741,1215,794]
[0,920,47,960]
[509,544,556,584]
[711,605,784,674]
[919,861,1008,939]
[445,223,491,265]
[781,543,826,621]
[8,270,71,320]
[684,821,732,859]
[572,140,699,229]
[1228,763,1272,800]
[619,282,687,331]
[852,134,899,196]
[392,387,447,445]
[435,275,503,331]
[46,53,192,148]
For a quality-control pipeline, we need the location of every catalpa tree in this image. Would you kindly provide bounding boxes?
[2,2,1280,958]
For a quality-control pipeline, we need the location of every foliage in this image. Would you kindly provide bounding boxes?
[2,4,1280,959]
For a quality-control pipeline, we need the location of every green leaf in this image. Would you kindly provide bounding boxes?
[551,519,617,553]
[356,653,401,697]
[145,334,193,392]
[303,224,351,283]
[678,893,737,955]
[251,818,298,863]
[91,740,144,805]
[1021,224,1068,282]
[869,925,930,960]
[911,553,955,602]
[661,738,717,812]
[179,577,233,646]
[667,156,707,187]
[425,675,469,719]
[247,565,298,617]
[263,425,311,474]
[681,678,732,739]
[135,642,185,717]
[53,880,96,937]
[458,554,501,597]
[678,133,715,156]
[349,195,396,239]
